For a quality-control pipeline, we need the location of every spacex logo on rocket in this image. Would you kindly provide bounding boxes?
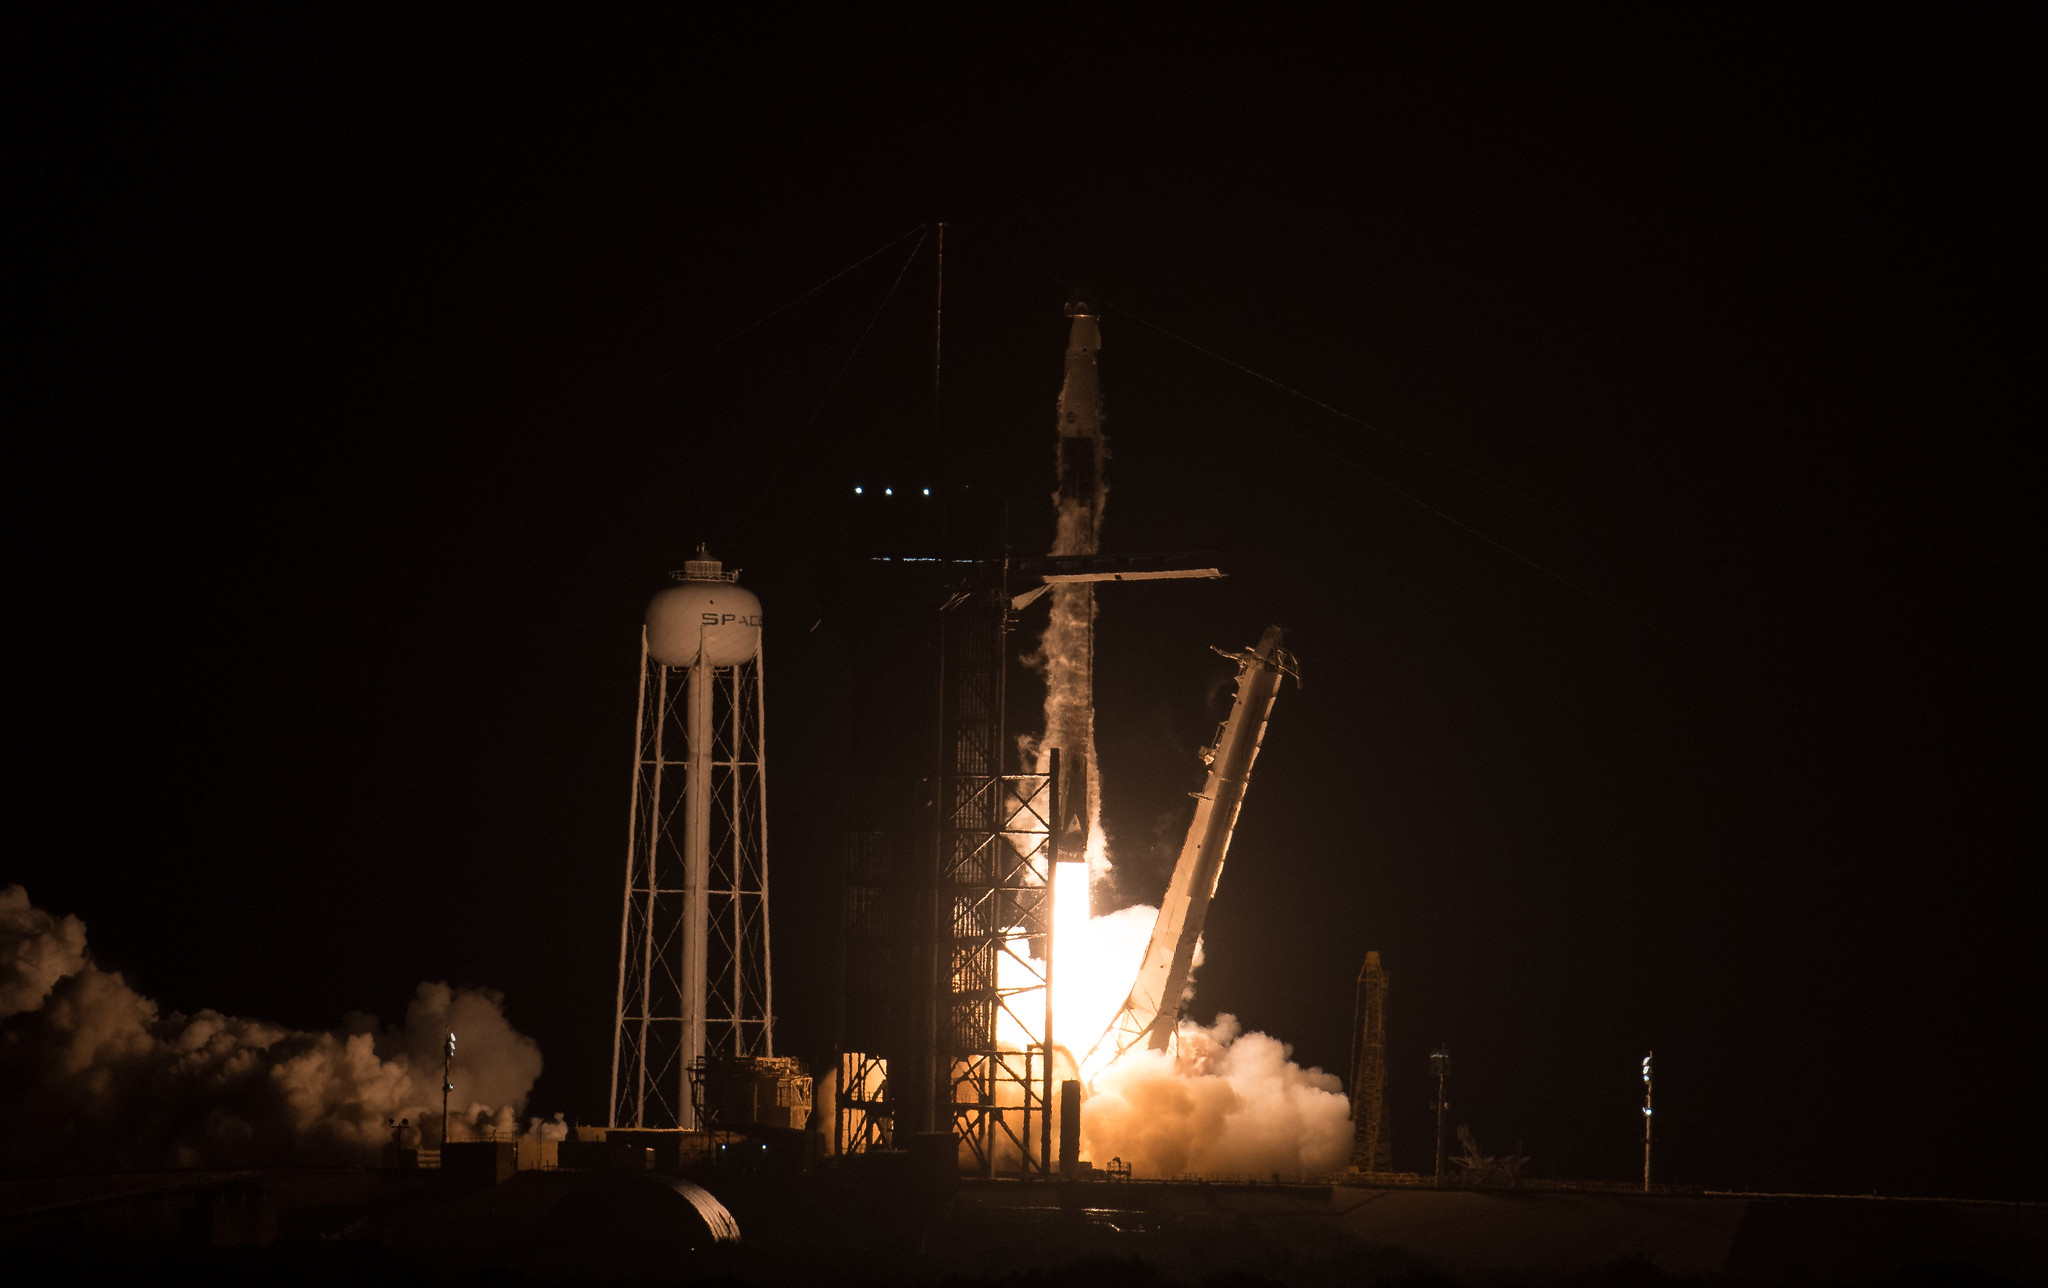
[701,612,763,627]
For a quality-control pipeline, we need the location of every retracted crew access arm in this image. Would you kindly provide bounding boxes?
[1085,625,1295,1069]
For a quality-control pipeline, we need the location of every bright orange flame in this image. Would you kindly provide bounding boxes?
[994,861,1157,1079]
[1051,861,1091,1058]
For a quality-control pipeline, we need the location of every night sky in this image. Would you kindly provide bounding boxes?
[15,12,2038,1199]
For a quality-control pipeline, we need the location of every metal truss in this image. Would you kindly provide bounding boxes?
[610,635,773,1130]
[836,830,900,1155]
[1348,951,1391,1172]
[938,579,1054,1177]
[943,770,1054,1177]
[835,1050,893,1154]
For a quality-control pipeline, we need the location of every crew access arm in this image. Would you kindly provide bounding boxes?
[1085,626,1296,1068]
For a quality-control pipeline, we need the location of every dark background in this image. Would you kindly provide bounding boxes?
[13,11,2038,1199]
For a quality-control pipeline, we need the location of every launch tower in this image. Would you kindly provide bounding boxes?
[831,298,1222,1172]
[610,547,772,1130]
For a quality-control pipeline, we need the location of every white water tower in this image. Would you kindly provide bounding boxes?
[610,545,772,1130]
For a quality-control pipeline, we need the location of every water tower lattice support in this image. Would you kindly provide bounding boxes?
[611,634,772,1130]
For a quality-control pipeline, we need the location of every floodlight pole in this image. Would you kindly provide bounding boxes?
[442,1032,457,1149]
[1430,1047,1450,1186]
[1641,1051,1653,1192]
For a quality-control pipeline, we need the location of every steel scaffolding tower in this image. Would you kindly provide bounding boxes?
[935,573,1055,1176]
[835,830,899,1155]
[1349,950,1392,1172]
[611,560,772,1130]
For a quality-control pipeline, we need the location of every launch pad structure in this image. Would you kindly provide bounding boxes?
[1085,625,1297,1069]
[602,297,1296,1182]
[930,568,1057,1177]
[829,297,1304,1179]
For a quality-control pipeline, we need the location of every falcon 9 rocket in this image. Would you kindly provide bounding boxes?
[1041,298,1109,881]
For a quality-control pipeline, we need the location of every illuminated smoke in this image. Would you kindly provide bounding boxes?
[0,886,542,1174]
[1047,871,1203,1072]
[1078,1014,1352,1180]
[1040,875,1346,1180]
[0,886,87,1020]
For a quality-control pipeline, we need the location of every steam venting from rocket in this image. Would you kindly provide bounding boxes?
[0,885,545,1175]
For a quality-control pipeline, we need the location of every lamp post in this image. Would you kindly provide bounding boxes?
[1641,1051,1653,1192]
[442,1031,457,1148]
[1430,1047,1450,1186]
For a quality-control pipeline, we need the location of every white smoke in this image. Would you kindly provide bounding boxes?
[0,886,542,1175]
[1079,1013,1352,1180]
[0,887,88,1020]
[1048,895,1343,1181]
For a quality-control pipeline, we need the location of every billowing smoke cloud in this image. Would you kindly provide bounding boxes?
[0,886,541,1175]
[1079,1013,1352,1180]
[1,887,89,1021]
[1045,891,1347,1181]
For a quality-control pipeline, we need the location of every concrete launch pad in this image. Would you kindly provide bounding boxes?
[5,1165,2040,1285]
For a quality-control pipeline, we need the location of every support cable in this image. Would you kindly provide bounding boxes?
[613,223,928,411]
[933,221,946,449]
[954,230,1693,655]
[745,230,930,519]
[956,229,1612,534]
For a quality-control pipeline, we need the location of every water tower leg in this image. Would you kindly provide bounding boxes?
[679,659,713,1127]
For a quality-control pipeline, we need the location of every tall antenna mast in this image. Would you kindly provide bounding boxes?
[932,221,945,449]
